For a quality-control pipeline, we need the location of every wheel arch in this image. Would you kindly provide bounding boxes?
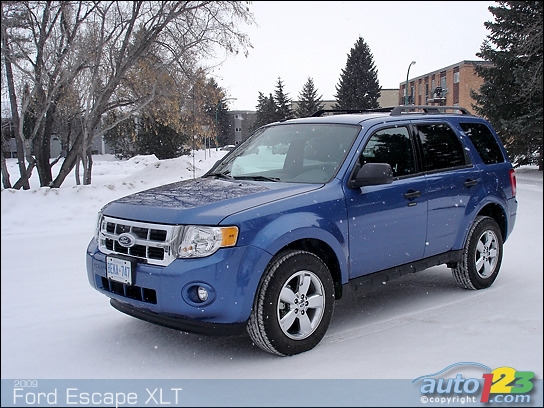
[477,202,508,242]
[246,212,349,299]
[280,238,344,300]
[455,201,508,251]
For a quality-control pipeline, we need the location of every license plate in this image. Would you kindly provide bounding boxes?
[106,256,133,285]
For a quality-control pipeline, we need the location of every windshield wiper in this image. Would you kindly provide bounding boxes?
[233,175,280,182]
[203,172,233,180]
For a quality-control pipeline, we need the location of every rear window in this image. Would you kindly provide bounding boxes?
[459,122,505,164]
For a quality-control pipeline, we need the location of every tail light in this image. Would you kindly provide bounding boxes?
[509,168,517,197]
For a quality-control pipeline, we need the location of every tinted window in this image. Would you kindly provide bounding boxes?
[415,124,467,171]
[460,122,505,164]
[360,127,416,177]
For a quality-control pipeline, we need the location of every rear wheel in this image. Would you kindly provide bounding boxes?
[247,250,335,356]
[452,216,503,290]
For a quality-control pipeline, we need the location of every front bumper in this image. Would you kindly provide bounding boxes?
[86,239,272,328]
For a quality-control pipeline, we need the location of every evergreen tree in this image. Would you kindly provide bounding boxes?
[102,111,138,159]
[214,100,231,148]
[471,1,542,169]
[274,77,294,120]
[252,92,280,131]
[296,77,324,118]
[136,116,188,160]
[334,37,381,110]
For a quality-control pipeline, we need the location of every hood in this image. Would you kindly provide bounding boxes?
[101,177,321,225]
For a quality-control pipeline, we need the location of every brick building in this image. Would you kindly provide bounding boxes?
[400,60,492,113]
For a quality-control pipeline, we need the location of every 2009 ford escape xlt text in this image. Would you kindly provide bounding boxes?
[86,106,518,356]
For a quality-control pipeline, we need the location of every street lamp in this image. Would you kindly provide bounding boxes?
[405,61,416,105]
[215,97,237,149]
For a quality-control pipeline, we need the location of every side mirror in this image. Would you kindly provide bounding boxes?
[348,163,394,188]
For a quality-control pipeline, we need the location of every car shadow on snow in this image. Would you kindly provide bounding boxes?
[91,265,476,361]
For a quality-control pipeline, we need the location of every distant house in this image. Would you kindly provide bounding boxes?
[1,115,113,158]
[227,110,257,145]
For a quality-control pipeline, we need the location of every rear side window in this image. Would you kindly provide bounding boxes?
[415,123,468,172]
[459,122,505,164]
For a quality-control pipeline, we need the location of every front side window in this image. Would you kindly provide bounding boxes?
[360,126,416,177]
[415,123,468,172]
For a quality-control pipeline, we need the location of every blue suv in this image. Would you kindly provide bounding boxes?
[86,106,518,356]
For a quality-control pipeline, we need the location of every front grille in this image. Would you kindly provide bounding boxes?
[98,216,181,266]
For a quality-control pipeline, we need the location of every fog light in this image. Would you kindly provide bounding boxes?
[182,283,215,306]
[197,286,209,301]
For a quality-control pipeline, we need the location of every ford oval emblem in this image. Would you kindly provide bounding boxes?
[118,233,136,248]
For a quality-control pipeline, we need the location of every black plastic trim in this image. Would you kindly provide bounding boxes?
[346,250,464,293]
[110,299,247,336]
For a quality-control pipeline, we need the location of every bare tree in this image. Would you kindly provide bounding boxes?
[1,1,254,188]
[1,1,31,189]
[2,1,98,188]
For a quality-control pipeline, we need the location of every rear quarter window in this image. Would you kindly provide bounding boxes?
[459,122,505,164]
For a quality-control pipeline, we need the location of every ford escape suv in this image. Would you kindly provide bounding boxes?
[86,105,518,356]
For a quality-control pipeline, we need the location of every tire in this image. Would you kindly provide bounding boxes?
[452,216,503,290]
[247,250,335,356]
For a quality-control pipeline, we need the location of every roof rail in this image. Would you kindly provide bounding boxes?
[390,105,471,116]
[311,107,394,117]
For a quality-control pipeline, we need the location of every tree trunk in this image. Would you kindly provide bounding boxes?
[12,157,36,190]
[1,146,12,189]
[50,130,83,188]
[75,155,81,186]
[84,148,93,185]
[1,19,29,189]
[34,104,56,187]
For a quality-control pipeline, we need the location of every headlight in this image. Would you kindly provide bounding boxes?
[176,226,239,258]
[94,211,103,241]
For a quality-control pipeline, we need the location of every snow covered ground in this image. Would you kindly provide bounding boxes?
[1,152,542,406]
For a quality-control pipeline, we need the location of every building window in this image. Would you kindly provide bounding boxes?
[453,71,460,84]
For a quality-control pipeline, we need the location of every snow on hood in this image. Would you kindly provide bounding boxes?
[101,177,319,225]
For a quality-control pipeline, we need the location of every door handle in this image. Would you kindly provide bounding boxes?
[464,179,478,187]
[404,189,422,199]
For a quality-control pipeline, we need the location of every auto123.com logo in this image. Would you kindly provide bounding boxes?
[413,362,535,404]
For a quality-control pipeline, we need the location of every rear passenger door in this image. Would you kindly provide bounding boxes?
[413,122,483,258]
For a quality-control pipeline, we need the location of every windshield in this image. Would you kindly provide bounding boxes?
[209,123,360,183]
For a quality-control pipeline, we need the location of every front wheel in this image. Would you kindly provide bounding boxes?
[452,216,503,290]
[247,250,335,356]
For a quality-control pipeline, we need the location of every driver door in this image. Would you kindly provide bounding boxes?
[344,125,428,278]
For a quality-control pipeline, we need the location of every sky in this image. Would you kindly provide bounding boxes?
[209,1,497,110]
[1,151,542,406]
